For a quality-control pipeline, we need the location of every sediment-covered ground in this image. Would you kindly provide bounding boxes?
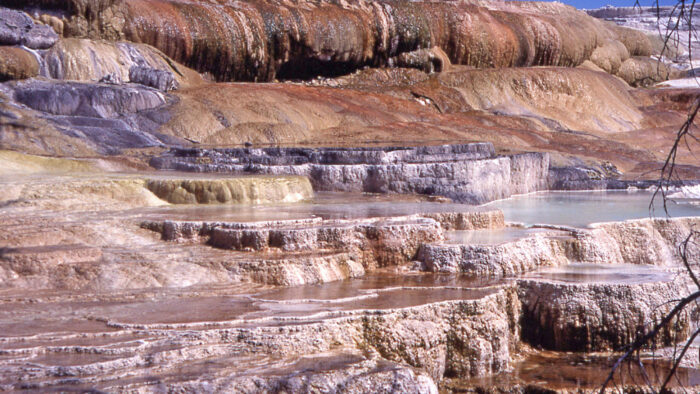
[1,0,700,392]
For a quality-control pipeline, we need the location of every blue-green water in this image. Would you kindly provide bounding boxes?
[484,190,700,228]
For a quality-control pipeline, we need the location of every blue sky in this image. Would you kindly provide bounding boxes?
[528,0,679,10]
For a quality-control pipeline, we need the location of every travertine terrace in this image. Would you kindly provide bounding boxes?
[1,0,700,392]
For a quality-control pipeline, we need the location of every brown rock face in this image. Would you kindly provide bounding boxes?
[43,38,204,88]
[0,46,39,81]
[9,0,651,81]
[589,39,630,74]
[145,177,313,204]
[617,56,671,87]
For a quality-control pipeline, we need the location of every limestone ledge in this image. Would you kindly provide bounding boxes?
[144,216,443,271]
[145,176,313,205]
[419,217,700,277]
[574,217,700,266]
[0,284,519,390]
[141,209,505,282]
[422,210,505,231]
[151,144,550,204]
[519,275,696,351]
[419,232,570,277]
[104,286,520,384]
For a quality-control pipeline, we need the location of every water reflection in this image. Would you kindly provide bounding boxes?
[485,190,700,228]
[130,192,483,222]
[444,227,555,245]
[524,263,673,284]
[452,351,700,391]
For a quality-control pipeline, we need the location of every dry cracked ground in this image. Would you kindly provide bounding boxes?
[0,0,700,392]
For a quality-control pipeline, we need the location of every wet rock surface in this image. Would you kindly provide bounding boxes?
[0,160,699,391]
[0,226,516,390]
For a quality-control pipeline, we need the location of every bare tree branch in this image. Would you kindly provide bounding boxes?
[660,327,700,392]
[600,290,700,393]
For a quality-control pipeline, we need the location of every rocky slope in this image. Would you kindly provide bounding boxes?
[0,4,697,181]
[7,0,652,81]
[0,1,699,392]
[587,5,700,62]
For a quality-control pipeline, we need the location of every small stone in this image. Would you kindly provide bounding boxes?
[0,8,58,49]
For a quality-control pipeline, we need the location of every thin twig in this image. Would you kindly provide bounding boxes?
[600,291,700,393]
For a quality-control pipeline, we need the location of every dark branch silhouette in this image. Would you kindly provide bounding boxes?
[602,3,700,388]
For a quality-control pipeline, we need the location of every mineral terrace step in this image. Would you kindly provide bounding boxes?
[150,143,550,204]
[0,273,512,390]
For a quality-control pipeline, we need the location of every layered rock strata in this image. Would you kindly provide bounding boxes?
[0,164,697,390]
[151,143,550,204]
[1,79,179,154]
[0,1,699,391]
[419,217,700,277]
[143,209,502,271]
[0,172,339,289]
[2,65,698,181]
[0,274,519,390]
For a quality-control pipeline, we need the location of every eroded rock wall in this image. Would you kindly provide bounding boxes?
[420,234,570,277]
[6,0,652,81]
[573,217,700,266]
[362,287,521,381]
[519,276,695,351]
